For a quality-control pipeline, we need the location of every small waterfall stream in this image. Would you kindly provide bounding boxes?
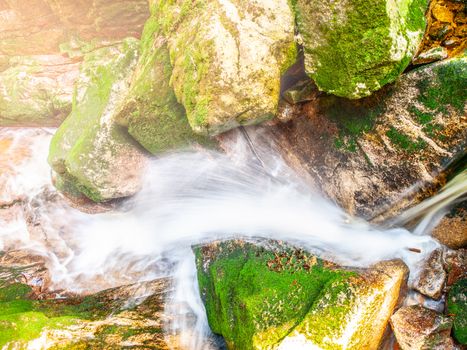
[0,127,464,349]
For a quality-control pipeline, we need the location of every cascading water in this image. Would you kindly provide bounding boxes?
[0,127,463,349]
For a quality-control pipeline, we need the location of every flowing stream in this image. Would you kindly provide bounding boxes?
[0,127,465,349]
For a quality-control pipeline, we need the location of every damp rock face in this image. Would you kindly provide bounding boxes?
[156,0,296,136]
[292,0,428,98]
[390,305,457,350]
[237,55,466,220]
[194,239,408,350]
[413,248,446,300]
[48,39,148,202]
[0,0,148,57]
[0,277,173,349]
[114,6,212,154]
[0,55,79,126]
[432,200,467,249]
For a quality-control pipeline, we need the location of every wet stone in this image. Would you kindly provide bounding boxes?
[413,248,446,300]
[390,305,457,350]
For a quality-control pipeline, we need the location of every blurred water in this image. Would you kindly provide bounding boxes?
[1,127,463,349]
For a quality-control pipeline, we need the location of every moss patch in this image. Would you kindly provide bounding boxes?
[293,0,427,98]
[194,241,354,349]
[447,279,467,345]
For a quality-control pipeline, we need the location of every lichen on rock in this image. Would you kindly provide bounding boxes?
[48,38,148,202]
[0,55,79,126]
[194,239,408,350]
[292,0,428,98]
[114,9,213,154]
[154,0,296,136]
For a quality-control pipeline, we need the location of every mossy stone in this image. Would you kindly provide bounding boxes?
[447,279,467,344]
[292,0,428,98]
[48,38,146,202]
[114,15,214,154]
[194,240,354,349]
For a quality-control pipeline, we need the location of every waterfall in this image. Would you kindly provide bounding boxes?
[1,127,464,349]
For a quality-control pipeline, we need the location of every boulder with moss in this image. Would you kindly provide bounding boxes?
[292,0,428,98]
[48,38,148,202]
[114,8,212,154]
[194,239,408,350]
[228,55,466,220]
[447,279,467,345]
[153,0,296,136]
[0,277,173,349]
[0,55,79,126]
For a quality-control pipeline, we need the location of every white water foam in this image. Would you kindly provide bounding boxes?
[1,127,463,349]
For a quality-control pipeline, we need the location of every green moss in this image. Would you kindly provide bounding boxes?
[321,95,383,152]
[386,127,427,152]
[0,283,32,302]
[195,242,354,349]
[294,0,427,98]
[447,279,467,345]
[114,15,214,153]
[48,38,141,202]
[417,56,467,115]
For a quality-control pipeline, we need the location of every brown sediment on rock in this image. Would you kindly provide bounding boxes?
[415,0,467,64]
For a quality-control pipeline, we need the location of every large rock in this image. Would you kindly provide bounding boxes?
[156,0,296,136]
[0,55,79,126]
[48,39,148,202]
[390,305,457,350]
[413,248,446,300]
[432,199,467,249]
[292,0,428,98]
[194,239,408,350]
[114,7,212,154]
[447,279,467,345]
[226,55,466,220]
[0,0,148,57]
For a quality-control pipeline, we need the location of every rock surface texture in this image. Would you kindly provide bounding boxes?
[195,239,408,350]
[157,0,296,135]
[292,0,428,98]
[48,39,148,202]
[227,55,467,220]
[390,305,457,350]
[447,279,467,345]
[0,0,149,126]
[114,4,212,154]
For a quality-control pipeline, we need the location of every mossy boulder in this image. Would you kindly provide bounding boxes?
[0,278,172,349]
[194,239,408,349]
[153,0,296,136]
[239,55,467,220]
[0,55,79,126]
[447,279,467,345]
[114,10,212,154]
[48,38,148,202]
[292,0,428,98]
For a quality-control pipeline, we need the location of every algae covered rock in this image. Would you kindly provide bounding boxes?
[279,259,408,349]
[0,55,79,126]
[390,305,457,350]
[447,279,467,345]
[239,55,466,220]
[158,0,296,135]
[48,38,148,202]
[194,239,408,349]
[0,277,173,349]
[292,0,428,98]
[114,9,211,154]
